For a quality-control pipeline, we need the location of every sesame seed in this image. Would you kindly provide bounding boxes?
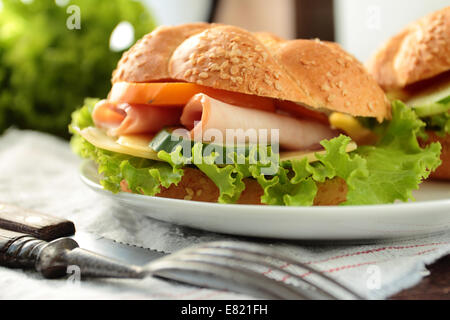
[264,78,273,86]
[215,47,225,56]
[196,189,203,197]
[230,65,240,75]
[196,80,204,85]
[220,73,230,80]
[230,48,242,57]
[321,83,331,91]
[184,195,193,200]
[209,63,220,71]
[197,56,207,65]
[231,57,240,64]
[327,95,336,102]
[275,82,282,91]
[184,70,192,78]
[199,72,209,79]
[185,188,194,196]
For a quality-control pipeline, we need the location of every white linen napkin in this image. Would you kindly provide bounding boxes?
[0,129,449,300]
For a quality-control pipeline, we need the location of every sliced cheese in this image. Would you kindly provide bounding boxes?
[329,112,376,145]
[76,126,357,164]
[78,127,159,160]
[280,142,357,162]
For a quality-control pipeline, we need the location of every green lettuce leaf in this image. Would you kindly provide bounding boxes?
[344,101,441,204]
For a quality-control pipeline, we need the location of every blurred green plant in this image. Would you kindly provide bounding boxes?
[0,0,156,138]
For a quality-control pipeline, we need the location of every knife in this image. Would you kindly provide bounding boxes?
[0,202,166,278]
[0,203,301,299]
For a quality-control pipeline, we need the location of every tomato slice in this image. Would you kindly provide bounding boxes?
[108,82,276,113]
[276,100,329,125]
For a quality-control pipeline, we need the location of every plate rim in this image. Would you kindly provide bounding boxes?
[79,160,450,240]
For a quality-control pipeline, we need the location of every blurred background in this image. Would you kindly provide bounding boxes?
[0,0,448,138]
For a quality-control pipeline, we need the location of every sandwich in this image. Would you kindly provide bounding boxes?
[367,7,449,179]
[70,23,441,206]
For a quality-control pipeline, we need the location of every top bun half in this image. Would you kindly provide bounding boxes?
[113,23,390,121]
[367,7,450,90]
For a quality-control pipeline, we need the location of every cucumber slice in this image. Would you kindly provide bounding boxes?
[149,129,255,165]
[412,101,450,117]
[407,77,450,107]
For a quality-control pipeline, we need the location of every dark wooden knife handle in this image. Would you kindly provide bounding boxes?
[0,203,75,241]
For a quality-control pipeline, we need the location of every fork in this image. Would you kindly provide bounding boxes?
[1,228,362,300]
[147,241,364,300]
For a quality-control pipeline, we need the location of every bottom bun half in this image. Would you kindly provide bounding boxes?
[420,132,450,180]
[152,167,348,206]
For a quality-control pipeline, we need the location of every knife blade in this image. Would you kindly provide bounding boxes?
[70,232,166,266]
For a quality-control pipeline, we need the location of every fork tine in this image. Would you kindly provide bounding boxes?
[202,241,364,300]
[180,247,336,300]
[147,258,307,299]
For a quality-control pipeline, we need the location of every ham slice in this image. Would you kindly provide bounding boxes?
[180,94,338,150]
[92,100,181,136]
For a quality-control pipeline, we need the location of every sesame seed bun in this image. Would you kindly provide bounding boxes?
[367,6,450,90]
[113,23,390,121]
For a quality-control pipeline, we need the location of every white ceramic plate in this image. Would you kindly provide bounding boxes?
[80,160,450,240]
